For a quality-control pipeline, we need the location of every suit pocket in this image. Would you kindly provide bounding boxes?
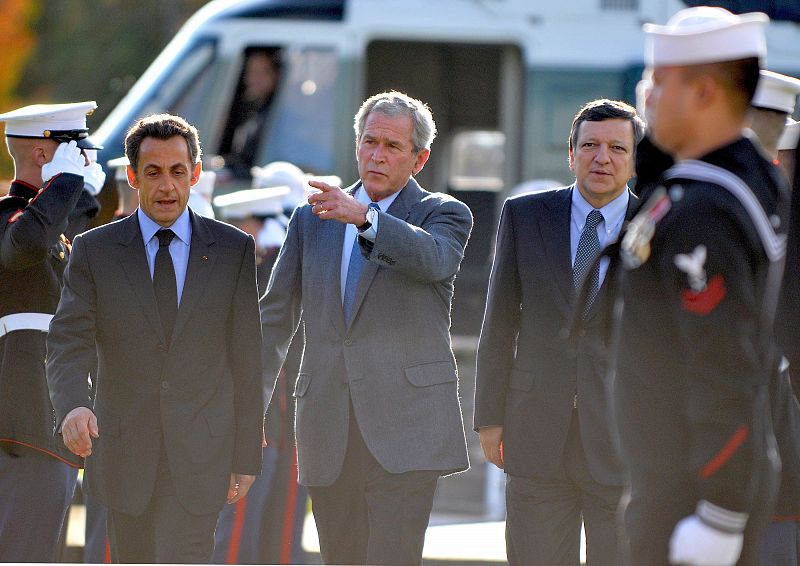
[404,361,457,387]
[509,368,536,392]
[293,373,311,397]
[205,414,234,438]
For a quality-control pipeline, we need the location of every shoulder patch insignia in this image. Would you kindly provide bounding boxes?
[621,186,672,269]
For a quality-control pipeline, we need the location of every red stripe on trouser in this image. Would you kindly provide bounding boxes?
[104,537,111,563]
[699,424,749,480]
[225,497,248,564]
[279,449,300,565]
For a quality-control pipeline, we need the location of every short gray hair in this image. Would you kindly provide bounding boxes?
[354,91,436,153]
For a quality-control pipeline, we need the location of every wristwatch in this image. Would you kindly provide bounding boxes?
[357,206,378,232]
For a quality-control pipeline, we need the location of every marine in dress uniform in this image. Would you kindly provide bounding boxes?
[0,101,101,562]
[610,8,787,566]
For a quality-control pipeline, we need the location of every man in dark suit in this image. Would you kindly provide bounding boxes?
[474,99,644,566]
[260,91,472,565]
[46,114,264,563]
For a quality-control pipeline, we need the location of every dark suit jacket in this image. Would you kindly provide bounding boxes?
[46,209,264,516]
[474,186,636,485]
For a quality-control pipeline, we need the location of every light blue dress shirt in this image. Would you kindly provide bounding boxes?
[569,186,629,286]
[340,185,401,303]
[137,208,192,305]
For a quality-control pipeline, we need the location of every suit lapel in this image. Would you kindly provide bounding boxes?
[172,211,217,341]
[538,186,574,316]
[117,214,165,342]
[347,178,422,327]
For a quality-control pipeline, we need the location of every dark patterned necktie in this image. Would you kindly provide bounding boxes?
[573,209,604,318]
[154,229,178,340]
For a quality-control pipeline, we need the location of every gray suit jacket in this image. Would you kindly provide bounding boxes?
[261,178,472,486]
[46,210,264,516]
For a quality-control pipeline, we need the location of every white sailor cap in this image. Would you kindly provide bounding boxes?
[213,187,290,220]
[644,7,768,67]
[0,101,102,149]
[752,71,800,114]
[251,161,340,210]
[777,119,799,151]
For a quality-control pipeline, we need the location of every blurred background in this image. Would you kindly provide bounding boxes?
[0,0,205,179]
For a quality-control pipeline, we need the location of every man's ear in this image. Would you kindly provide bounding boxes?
[126,165,139,190]
[412,148,430,175]
[568,148,575,172]
[190,161,202,186]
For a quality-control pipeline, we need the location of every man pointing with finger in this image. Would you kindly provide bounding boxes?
[260,91,473,565]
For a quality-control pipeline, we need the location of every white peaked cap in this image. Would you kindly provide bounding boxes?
[213,186,290,220]
[0,101,101,148]
[644,7,768,67]
[777,119,799,151]
[753,70,800,114]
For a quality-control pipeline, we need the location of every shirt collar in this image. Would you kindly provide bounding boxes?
[137,207,191,245]
[354,184,401,212]
[571,185,629,232]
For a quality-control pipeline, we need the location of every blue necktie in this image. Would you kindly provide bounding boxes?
[343,203,379,324]
[573,209,604,318]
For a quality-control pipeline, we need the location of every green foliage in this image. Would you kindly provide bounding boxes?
[17,0,208,124]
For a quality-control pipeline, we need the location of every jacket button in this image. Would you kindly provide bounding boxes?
[578,329,586,338]
[344,338,353,346]
[161,381,169,390]
[157,343,167,352]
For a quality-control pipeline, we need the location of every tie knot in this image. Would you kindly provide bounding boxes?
[157,229,175,248]
[585,209,603,230]
[368,202,380,211]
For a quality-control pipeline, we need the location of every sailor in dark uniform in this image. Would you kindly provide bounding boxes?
[610,8,788,566]
[0,101,102,562]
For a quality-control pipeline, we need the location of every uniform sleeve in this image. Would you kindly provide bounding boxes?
[46,233,97,426]
[0,174,84,270]
[229,234,265,475]
[474,199,521,430]
[363,197,473,283]
[655,199,763,513]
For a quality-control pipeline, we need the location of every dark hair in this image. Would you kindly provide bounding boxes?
[681,57,761,116]
[568,99,646,153]
[124,113,201,172]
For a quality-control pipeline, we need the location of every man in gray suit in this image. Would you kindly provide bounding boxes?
[260,91,472,565]
[46,114,264,563]
[475,99,644,565]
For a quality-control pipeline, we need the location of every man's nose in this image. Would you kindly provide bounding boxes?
[371,145,386,163]
[594,144,610,163]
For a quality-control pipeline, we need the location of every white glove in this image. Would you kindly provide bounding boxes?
[42,140,85,184]
[669,515,744,565]
[82,161,106,196]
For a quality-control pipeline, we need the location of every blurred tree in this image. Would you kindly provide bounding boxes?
[0,0,41,183]
[18,0,208,123]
